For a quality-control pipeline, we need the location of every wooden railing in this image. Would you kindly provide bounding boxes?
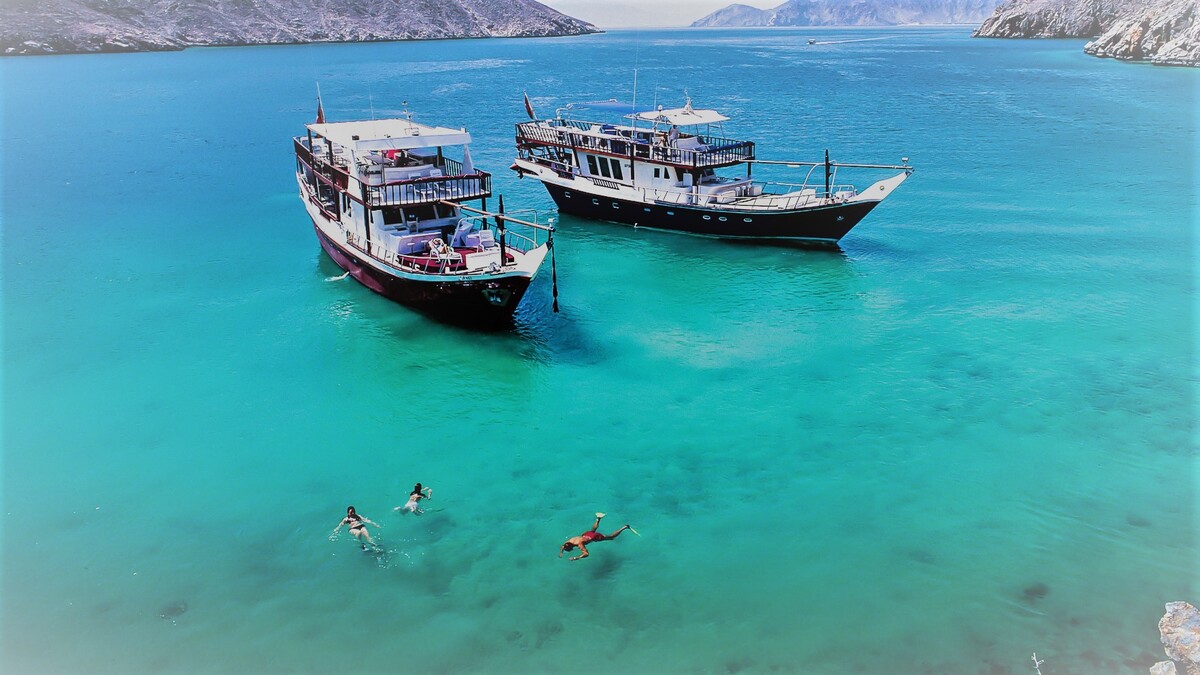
[295,137,491,206]
[366,173,492,206]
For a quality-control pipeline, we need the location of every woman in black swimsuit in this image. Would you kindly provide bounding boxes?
[331,506,380,548]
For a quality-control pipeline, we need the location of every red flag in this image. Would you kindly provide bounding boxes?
[523,92,535,120]
[316,96,325,124]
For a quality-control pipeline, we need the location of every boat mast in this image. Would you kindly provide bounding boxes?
[496,194,508,265]
[824,149,831,199]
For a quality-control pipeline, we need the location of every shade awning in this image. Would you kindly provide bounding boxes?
[306,118,471,151]
[627,107,729,126]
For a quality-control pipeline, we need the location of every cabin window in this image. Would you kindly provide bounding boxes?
[586,155,598,175]
[381,207,406,225]
[611,160,623,180]
[598,158,612,179]
[404,204,438,222]
[653,168,660,179]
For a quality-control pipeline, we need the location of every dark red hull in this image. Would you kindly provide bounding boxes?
[313,222,533,324]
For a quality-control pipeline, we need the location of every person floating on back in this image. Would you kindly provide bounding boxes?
[332,505,381,550]
[559,512,636,561]
[395,483,432,514]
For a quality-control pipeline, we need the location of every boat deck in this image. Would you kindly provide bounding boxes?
[400,248,517,274]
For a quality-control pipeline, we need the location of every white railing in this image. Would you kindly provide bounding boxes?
[636,181,861,211]
[341,214,548,276]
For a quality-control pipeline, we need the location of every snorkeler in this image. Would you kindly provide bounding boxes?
[558,512,636,561]
[395,483,432,514]
[331,506,380,549]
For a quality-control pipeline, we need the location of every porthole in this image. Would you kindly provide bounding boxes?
[666,211,675,216]
[718,217,728,222]
[592,198,599,205]
[643,207,651,213]
[612,203,620,209]
[743,218,753,223]
[564,191,572,198]
[702,215,712,221]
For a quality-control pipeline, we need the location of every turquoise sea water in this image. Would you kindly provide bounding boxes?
[1,27,1196,674]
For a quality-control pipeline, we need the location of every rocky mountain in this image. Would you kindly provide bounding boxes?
[973,0,1199,66]
[0,0,600,56]
[692,0,1002,27]
[694,4,775,27]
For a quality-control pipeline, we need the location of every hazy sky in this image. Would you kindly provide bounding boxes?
[541,0,780,29]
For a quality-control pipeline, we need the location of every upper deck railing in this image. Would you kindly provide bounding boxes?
[515,120,755,169]
[366,173,492,207]
[294,137,491,206]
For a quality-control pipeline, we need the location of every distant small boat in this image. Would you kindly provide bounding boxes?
[513,95,913,245]
[295,107,556,322]
[808,38,817,45]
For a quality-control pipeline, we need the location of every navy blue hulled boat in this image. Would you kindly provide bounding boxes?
[513,96,913,245]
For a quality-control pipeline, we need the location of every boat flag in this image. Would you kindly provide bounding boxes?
[316,96,325,124]
[523,91,536,120]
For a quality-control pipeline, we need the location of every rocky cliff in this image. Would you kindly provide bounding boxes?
[1083,0,1199,65]
[973,0,1199,66]
[0,0,600,56]
[973,0,1124,37]
[692,0,1001,27]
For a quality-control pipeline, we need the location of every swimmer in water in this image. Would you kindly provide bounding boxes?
[331,506,380,549]
[395,483,432,514]
[558,512,634,561]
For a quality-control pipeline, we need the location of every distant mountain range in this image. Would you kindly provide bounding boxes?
[692,0,1002,27]
[974,0,1199,66]
[0,0,599,56]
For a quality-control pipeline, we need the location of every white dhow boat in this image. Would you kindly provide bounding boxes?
[513,96,913,245]
[295,107,555,322]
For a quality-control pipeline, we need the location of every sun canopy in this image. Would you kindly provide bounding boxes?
[628,106,729,126]
[306,118,471,152]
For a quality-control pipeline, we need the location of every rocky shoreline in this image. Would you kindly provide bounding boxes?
[973,0,1199,66]
[0,0,599,57]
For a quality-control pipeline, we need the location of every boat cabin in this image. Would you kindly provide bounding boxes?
[515,98,763,204]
